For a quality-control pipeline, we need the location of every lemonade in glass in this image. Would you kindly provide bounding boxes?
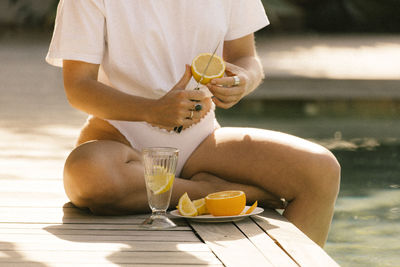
[141,147,178,229]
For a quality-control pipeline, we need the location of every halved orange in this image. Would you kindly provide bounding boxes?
[205,191,246,216]
[191,53,225,85]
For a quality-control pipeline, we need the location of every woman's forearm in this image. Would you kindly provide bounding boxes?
[63,61,207,129]
[65,78,156,122]
[63,59,157,122]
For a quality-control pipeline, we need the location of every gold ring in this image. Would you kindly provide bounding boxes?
[233,76,240,86]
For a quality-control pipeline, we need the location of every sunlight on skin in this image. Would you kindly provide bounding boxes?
[263,43,400,79]
[214,127,326,154]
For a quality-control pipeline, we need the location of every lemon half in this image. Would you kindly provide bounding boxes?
[191,53,225,85]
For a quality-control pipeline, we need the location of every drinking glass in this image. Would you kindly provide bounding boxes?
[141,147,179,229]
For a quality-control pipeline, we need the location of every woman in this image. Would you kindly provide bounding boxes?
[47,0,340,247]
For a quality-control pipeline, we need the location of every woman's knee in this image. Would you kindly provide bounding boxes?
[306,148,341,201]
[63,140,135,209]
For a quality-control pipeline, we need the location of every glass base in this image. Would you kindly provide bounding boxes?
[141,213,177,230]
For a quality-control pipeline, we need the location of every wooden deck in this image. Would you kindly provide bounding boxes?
[0,177,339,266]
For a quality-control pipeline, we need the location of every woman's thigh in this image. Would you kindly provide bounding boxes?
[181,127,339,201]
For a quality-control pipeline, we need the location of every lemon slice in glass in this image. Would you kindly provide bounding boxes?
[146,166,175,195]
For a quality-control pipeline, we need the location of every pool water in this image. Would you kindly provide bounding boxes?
[328,143,400,267]
[216,102,400,267]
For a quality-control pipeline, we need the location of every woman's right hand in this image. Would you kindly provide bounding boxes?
[147,65,212,131]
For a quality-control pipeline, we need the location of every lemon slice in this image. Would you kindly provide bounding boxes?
[192,198,208,215]
[178,192,198,217]
[191,53,225,85]
[146,166,175,195]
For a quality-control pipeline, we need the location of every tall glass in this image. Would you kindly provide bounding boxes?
[141,147,179,229]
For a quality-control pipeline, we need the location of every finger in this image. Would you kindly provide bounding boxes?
[185,110,194,120]
[172,64,192,91]
[212,97,233,109]
[224,62,240,75]
[186,89,207,101]
[182,109,204,127]
[210,76,239,87]
[181,118,196,129]
[212,94,239,104]
[224,68,237,77]
[207,84,242,97]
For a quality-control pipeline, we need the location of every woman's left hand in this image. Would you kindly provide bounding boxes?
[206,62,249,109]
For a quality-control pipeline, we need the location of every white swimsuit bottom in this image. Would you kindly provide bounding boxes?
[107,109,220,176]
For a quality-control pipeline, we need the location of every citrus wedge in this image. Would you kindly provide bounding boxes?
[146,165,174,195]
[205,190,246,216]
[245,201,258,214]
[178,192,198,217]
[191,53,225,84]
[192,198,208,215]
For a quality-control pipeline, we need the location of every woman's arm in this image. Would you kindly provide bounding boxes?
[63,60,211,128]
[206,33,265,109]
[63,60,154,122]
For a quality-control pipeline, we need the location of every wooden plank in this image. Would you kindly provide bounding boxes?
[190,221,274,267]
[0,207,186,226]
[0,159,64,180]
[254,209,339,267]
[0,223,190,231]
[0,228,196,238]
[0,251,222,265]
[0,264,223,267]
[0,192,68,207]
[0,206,171,218]
[235,218,297,267]
[0,180,67,207]
[0,179,65,193]
[0,231,199,242]
[0,239,210,252]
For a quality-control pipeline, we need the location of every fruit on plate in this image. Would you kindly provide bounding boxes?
[192,198,208,215]
[205,190,246,216]
[245,201,258,215]
[177,192,198,217]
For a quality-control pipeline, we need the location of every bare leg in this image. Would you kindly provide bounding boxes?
[181,127,341,247]
[63,118,283,215]
[64,141,284,213]
[64,119,339,246]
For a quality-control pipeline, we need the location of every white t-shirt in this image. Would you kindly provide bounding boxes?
[46,0,269,99]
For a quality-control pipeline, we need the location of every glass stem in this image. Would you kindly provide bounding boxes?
[152,210,166,218]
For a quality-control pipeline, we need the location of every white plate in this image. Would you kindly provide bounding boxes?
[170,206,264,223]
